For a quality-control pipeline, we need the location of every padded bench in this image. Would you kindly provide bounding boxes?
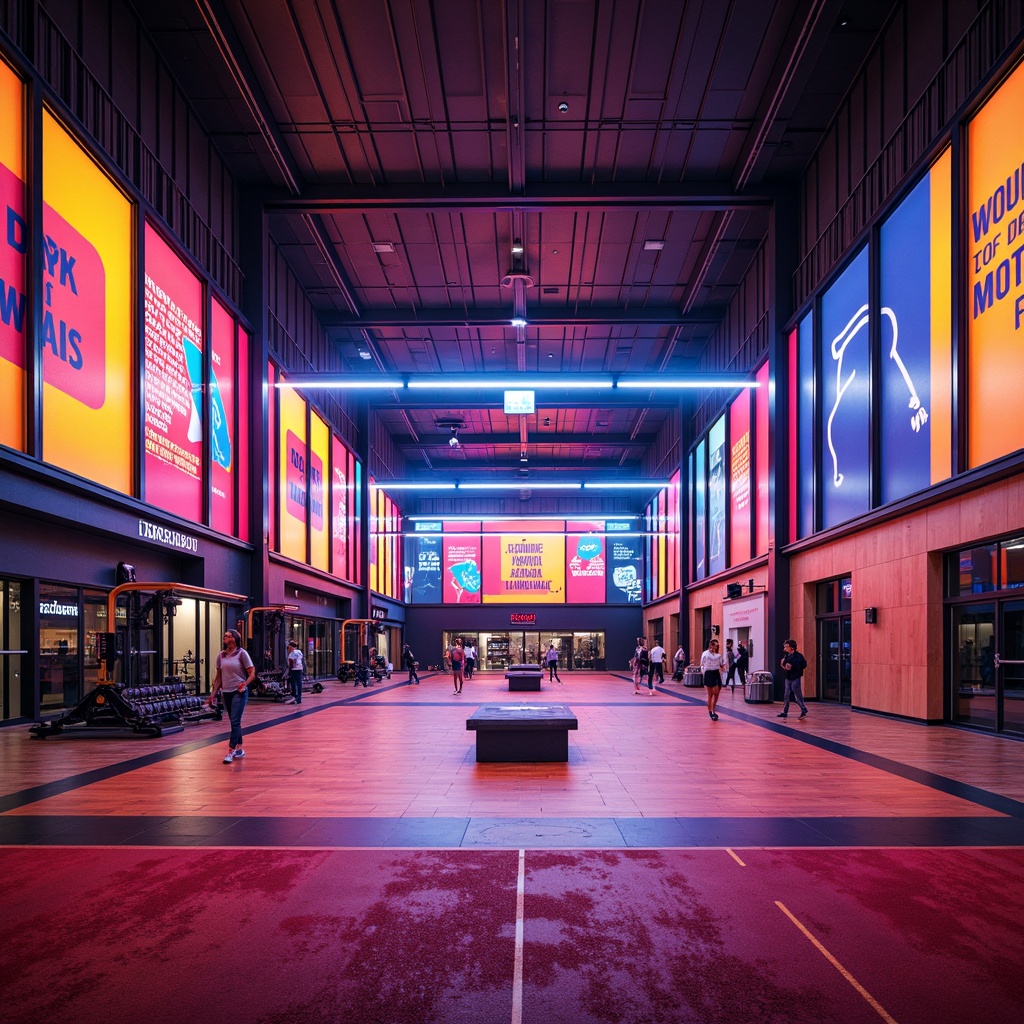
[505,663,543,691]
[466,703,578,762]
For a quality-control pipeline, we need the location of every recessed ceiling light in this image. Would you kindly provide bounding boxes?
[643,240,665,251]
[372,242,394,253]
[511,240,524,255]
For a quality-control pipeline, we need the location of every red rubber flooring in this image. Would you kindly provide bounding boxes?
[2,845,1022,1024]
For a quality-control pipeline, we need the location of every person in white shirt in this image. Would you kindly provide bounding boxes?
[286,639,305,704]
[647,642,665,692]
[700,639,727,721]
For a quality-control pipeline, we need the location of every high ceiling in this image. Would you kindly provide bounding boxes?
[133,0,897,511]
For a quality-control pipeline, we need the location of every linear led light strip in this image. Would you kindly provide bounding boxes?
[375,481,670,491]
[276,376,758,390]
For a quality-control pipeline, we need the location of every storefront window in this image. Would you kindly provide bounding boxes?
[2,580,26,720]
[39,583,81,710]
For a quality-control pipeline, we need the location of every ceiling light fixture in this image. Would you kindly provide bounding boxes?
[511,240,524,255]
[643,240,665,251]
[510,317,528,328]
[371,242,395,253]
[276,373,758,391]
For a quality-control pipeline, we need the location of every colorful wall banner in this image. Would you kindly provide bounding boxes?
[42,110,133,494]
[566,533,607,602]
[209,298,235,536]
[879,153,952,503]
[143,223,204,521]
[606,530,642,603]
[483,533,565,603]
[444,536,482,603]
[967,59,1024,467]
[309,411,329,572]
[331,436,350,580]
[820,247,870,529]
[0,59,25,452]
[707,415,726,577]
[278,387,307,562]
[729,391,752,566]
[755,360,770,554]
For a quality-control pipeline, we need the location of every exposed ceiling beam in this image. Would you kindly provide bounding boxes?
[262,182,778,213]
[322,306,724,330]
[397,434,652,449]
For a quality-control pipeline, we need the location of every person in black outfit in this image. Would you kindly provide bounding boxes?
[402,642,420,684]
[735,641,749,688]
[778,640,809,719]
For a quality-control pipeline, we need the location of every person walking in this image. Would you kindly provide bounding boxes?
[450,639,466,694]
[209,629,256,762]
[632,638,649,695]
[700,638,727,720]
[285,639,304,704]
[735,641,749,688]
[778,640,809,719]
[647,641,665,692]
[724,638,737,688]
[673,645,686,680]
[464,643,476,679]
[402,642,420,684]
[544,643,562,683]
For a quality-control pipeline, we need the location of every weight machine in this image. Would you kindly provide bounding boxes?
[243,605,324,701]
[30,582,246,738]
[337,619,389,686]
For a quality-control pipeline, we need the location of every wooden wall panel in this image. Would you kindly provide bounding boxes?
[788,474,1023,720]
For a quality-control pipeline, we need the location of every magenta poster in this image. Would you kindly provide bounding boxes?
[143,223,204,522]
[209,298,235,536]
[444,536,482,604]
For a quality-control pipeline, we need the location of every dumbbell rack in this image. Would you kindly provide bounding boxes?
[30,680,222,738]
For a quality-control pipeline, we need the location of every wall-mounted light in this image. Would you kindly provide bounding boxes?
[511,240,524,255]
[865,607,878,624]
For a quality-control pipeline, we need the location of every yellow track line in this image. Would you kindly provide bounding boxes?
[726,848,746,866]
[776,901,899,1024]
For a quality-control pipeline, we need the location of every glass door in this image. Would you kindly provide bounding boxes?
[998,600,1024,736]
[951,603,996,730]
[818,615,851,704]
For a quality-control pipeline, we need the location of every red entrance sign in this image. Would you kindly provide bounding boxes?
[510,613,537,624]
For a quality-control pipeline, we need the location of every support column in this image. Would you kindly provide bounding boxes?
[766,191,799,694]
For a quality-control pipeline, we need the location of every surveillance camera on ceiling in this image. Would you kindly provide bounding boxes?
[449,435,460,448]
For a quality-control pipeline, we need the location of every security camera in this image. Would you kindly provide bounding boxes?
[449,435,460,448]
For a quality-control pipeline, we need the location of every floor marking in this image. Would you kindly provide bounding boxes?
[726,847,746,866]
[512,849,525,1024]
[775,901,899,1024]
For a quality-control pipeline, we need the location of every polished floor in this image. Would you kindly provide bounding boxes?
[4,670,1024,843]
[3,672,1024,1024]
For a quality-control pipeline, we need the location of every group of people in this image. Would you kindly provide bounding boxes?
[210,629,810,763]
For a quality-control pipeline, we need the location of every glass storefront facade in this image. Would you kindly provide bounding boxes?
[441,631,606,671]
[948,536,1024,736]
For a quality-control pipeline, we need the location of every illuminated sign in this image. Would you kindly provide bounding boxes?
[510,613,536,624]
[138,518,199,553]
[503,389,535,414]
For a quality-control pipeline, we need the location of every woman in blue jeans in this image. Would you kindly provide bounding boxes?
[209,629,256,763]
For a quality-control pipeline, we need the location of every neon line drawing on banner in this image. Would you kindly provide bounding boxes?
[826,304,927,487]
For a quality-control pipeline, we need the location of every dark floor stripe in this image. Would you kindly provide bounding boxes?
[657,687,1024,818]
[2,813,1023,849]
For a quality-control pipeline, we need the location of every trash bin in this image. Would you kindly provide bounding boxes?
[745,670,774,704]
[683,665,703,688]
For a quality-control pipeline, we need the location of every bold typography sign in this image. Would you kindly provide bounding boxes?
[967,60,1024,466]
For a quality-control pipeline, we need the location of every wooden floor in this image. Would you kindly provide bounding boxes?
[4,670,1024,842]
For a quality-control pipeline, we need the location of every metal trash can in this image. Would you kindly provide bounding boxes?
[745,670,774,704]
[683,665,703,688]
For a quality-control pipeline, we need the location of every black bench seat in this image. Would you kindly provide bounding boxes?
[466,703,578,762]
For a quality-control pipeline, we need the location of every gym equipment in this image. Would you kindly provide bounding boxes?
[30,581,246,739]
[249,667,324,701]
[338,620,389,686]
[30,678,221,738]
